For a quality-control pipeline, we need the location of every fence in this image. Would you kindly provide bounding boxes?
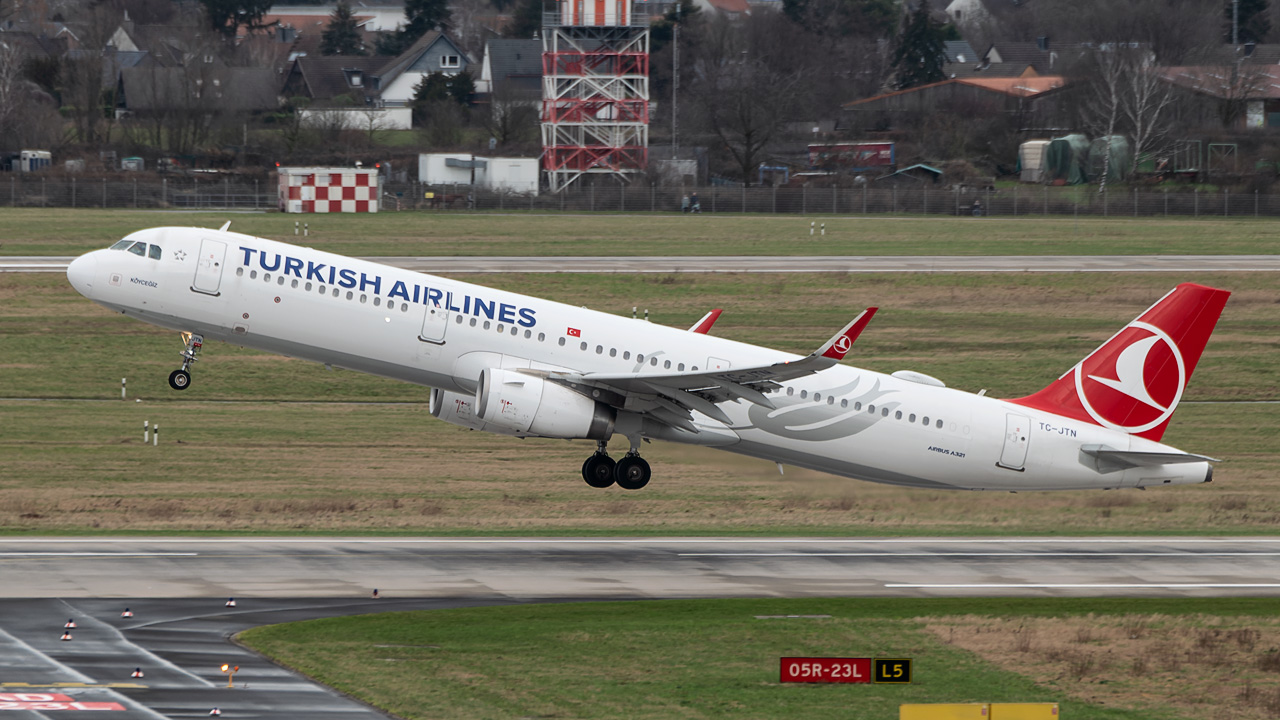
[6,175,1280,218]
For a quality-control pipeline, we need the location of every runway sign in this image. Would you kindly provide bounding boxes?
[780,657,913,684]
[0,693,125,710]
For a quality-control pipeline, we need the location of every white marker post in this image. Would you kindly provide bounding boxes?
[294,221,299,236]
[821,223,826,236]
[122,378,126,401]
[304,222,309,237]
[153,425,159,446]
[809,221,815,236]
[144,421,149,444]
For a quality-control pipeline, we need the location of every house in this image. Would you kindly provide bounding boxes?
[842,75,1068,131]
[1158,65,1280,129]
[120,66,279,114]
[374,30,472,106]
[476,38,542,101]
[980,39,1061,77]
[874,163,943,185]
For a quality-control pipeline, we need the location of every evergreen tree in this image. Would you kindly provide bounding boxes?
[891,0,946,90]
[1225,0,1270,43]
[321,2,367,56]
[377,0,452,55]
[781,0,896,39]
[509,0,544,39]
[199,0,273,38]
[411,71,474,125]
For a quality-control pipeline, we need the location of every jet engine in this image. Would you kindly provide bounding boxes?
[475,368,614,440]
[429,388,517,435]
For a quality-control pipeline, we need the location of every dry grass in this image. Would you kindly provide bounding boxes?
[922,614,1280,720]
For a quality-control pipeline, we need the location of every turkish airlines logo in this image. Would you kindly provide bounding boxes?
[833,336,852,354]
[1073,321,1185,434]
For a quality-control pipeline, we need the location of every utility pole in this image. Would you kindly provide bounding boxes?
[672,21,679,157]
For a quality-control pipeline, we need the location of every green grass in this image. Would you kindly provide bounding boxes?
[1,208,1279,256]
[2,270,1277,536]
[239,597,1280,720]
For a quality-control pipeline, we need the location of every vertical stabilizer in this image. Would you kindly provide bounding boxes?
[1010,283,1230,441]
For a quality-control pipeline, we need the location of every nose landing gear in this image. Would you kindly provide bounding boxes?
[168,332,204,391]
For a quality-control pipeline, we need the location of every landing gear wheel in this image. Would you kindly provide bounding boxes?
[582,454,616,488]
[614,455,651,490]
[168,369,191,391]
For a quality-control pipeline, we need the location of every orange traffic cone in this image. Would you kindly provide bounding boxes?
[64,619,76,628]
[131,668,144,678]
[225,598,236,608]
[60,631,72,641]
[121,608,133,618]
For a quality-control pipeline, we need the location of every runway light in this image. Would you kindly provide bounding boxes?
[220,664,239,688]
[121,608,133,618]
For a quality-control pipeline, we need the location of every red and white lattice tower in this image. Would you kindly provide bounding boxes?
[541,0,649,192]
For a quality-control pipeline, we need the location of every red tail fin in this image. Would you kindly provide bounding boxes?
[1010,283,1230,441]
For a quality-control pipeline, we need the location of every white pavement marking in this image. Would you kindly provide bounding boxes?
[7,537,1280,545]
[0,552,198,557]
[678,552,1280,557]
[57,600,218,688]
[886,583,1280,589]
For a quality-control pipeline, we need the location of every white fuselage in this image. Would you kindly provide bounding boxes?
[67,227,1212,491]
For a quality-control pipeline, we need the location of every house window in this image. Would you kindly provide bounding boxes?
[441,55,460,69]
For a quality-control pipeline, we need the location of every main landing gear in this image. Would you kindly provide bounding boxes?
[580,440,651,490]
[168,332,204,391]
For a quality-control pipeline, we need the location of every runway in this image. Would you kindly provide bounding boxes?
[5,537,1280,599]
[4,536,1278,717]
[5,255,1280,273]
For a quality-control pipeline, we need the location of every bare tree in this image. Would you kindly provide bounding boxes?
[482,97,539,148]
[1083,48,1123,193]
[359,105,391,146]
[0,39,23,141]
[1122,53,1176,176]
[684,12,806,185]
[62,1,124,145]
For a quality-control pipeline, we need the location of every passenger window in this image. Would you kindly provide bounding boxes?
[596,345,604,354]
[524,329,532,338]
[305,282,312,291]
[538,333,545,342]
[511,326,518,335]
[580,342,587,351]
[373,296,381,306]
[923,416,930,426]
[332,288,339,297]
[827,396,835,405]
[250,270,258,279]
[470,318,477,327]
[558,337,565,346]
[650,357,657,366]
[456,315,463,323]
[895,410,902,419]
[148,244,162,260]
[663,360,671,369]
[497,324,505,333]
[319,285,326,294]
[854,402,862,410]
[346,291,353,300]
[292,279,299,289]
[236,267,244,277]
[609,348,617,357]
[813,393,820,402]
[277,276,285,286]
[800,390,808,399]
[909,413,916,422]
[868,404,875,413]
[360,294,367,303]
[623,351,630,360]
[128,242,146,256]
[787,387,794,396]
[483,321,491,329]
[402,304,409,312]
[936,419,944,429]
[841,399,848,408]
[678,363,684,371]
[882,408,889,417]
[637,354,644,363]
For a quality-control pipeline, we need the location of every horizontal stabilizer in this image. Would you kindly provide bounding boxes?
[1081,445,1218,470]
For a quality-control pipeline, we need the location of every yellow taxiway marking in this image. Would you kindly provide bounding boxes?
[0,682,147,688]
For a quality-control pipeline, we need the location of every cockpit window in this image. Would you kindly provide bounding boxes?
[127,242,147,256]
[148,244,162,260]
[110,239,133,250]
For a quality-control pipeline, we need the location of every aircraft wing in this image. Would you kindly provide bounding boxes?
[540,308,877,432]
[687,309,723,334]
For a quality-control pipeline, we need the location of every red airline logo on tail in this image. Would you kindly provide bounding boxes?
[1075,321,1185,434]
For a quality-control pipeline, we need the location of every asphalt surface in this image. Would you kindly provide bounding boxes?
[6,537,1280,599]
[4,536,1280,717]
[6,255,1280,273]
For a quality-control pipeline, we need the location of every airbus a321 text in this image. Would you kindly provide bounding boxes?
[66,226,1230,492]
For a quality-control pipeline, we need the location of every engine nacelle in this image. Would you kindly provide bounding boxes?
[429,388,517,435]
[476,368,614,440]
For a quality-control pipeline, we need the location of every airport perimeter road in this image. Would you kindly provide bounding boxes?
[5,537,1280,599]
[6,255,1280,273]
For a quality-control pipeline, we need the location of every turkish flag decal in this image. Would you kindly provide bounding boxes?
[567,327,581,337]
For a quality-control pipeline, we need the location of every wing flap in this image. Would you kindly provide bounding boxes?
[1081,445,1219,470]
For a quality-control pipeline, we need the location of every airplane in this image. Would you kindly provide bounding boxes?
[65,225,1230,492]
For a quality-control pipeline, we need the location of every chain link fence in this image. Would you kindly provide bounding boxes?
[5,175,1279,218]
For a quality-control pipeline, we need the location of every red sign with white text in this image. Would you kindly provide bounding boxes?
[780,657,871,683]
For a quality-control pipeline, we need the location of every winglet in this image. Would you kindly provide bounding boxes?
[688,309,723,334]
[817,308,878,360]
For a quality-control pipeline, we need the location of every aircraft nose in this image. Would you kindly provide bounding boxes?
[66,252,97,297]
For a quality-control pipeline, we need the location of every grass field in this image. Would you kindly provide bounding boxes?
[1,208,1279,256]
[238,597,1280,720]
[1,270,1276,535]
